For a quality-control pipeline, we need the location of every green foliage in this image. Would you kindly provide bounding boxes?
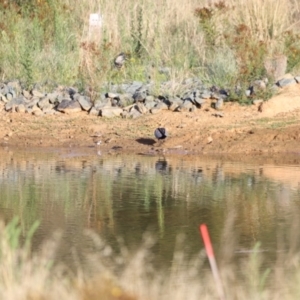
[3,217,40,251]
[283,30,300,72]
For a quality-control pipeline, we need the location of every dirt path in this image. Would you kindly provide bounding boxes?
[1,84,300,156]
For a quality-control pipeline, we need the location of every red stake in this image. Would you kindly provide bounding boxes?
[199,224,226,300]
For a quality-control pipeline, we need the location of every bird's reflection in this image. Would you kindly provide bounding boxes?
[155,159,168,173]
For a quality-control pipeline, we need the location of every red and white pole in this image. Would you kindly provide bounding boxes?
[199,224,226,300]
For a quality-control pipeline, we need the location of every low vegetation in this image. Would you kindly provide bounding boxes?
[1,216,300,299]
[0,0,300,100]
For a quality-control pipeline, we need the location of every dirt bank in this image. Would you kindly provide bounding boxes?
[1,84,300,156]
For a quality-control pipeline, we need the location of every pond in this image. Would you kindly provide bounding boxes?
[0,147,300,271]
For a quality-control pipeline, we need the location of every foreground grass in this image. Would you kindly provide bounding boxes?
[2,217,300,299]
[1,0,300,99]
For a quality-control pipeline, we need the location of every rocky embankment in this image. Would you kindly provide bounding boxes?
[1,74,299,119]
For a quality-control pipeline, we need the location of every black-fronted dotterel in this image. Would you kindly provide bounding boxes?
[154,128,168,140]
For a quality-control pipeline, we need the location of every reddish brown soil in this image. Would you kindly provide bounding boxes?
[1,84,300,156]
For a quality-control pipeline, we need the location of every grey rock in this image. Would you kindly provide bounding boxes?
[6,93,13,101]
[194,97,206,106]
[200,90,211,99]
[22,90,31,99]
[78,95,92,111]
[0,84,8,96]
[38,97,53,111]
[144,101,157,111]
[100,107,123,118]
[176,100,194,112]
[145,95,155,102]
[89,107,100,116]
[47,92,59,104]
[16,104,26,113]
[150,101,169,114]
[94,99,111,110]
[7,81,22,94]
[276,77,297,87]
[106,92,119,99]
[133,88,147,103]
[0,93,7,103]
[118,94,133,107]
[125,81,143,95]
[129,107,143,119]
[215,99,224,110]
[56,100,82,114]
[169,97,183,111]
[294,76,300,83]
[5,96,26,111]
[135,103,148,114]
[31,89,45,98]
[57,94,71,103]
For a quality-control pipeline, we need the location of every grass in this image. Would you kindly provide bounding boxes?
[2,215,300,299]
[1,0,300,101]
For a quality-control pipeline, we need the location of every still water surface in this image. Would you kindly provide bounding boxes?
[0,147,300,269]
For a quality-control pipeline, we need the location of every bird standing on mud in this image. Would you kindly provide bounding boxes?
[154,128,168,141]
[114,52,127,69]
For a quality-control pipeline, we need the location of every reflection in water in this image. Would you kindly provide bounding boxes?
[0,148,300,270]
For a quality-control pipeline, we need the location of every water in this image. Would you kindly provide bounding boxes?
[0,147,300,270]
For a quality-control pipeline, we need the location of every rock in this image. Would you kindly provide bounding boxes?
[144,101,157,110]
[16,104,26,113]
[145,95,154,102]
[135,103,148,114]
[31,89,45,98]
[0,93,7,103]
[38,97,53,111]
[200,90,211,99]
[118,94,133,107]
[294,76,300,83]
[129,107,143,118]
[78,95,93,111]
[194,97,206,107]
[215,99,224,110]
[7,81,22,95]
[94,99,111,110]
[5,97,26,112]
[276,77,297,88]
[47,92,59,104]
[22,90,31,99]
[56,100,82,114]
[150,101,169,114]
[106,92,119,99]
[100,107,123,118]
[176,100,194,112]
[89,107,99,116]
[133,88,147,103]
[125,81,143,95]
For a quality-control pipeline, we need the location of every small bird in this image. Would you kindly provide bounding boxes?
[154,128,168,140]
[114,52,127,69]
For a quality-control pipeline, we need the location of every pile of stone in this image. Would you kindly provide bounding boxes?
[0,74,298,118]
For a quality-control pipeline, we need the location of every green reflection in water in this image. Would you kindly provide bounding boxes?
[0,148,300,269]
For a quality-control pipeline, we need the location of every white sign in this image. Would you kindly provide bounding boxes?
[89,13,103,28]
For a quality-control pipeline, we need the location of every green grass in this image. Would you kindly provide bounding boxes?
[1,0,300,103]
